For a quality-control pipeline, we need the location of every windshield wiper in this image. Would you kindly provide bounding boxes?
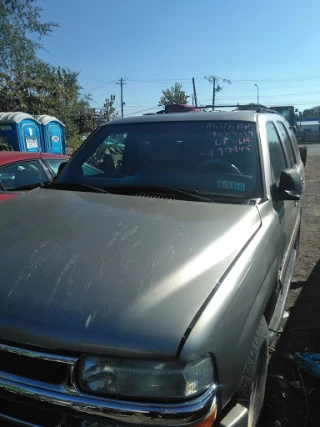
[13,182,45,191]
[47,182,108,194]
[206,194,254,205]
[105,185,212,202]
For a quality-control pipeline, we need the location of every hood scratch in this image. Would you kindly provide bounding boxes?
[47,254,78,308]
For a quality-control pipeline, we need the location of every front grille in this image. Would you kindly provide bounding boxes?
[0,397,127,427]
[0,343,195,427]
[0,351,68,384]
[0,397,65,427]
[0,343,78,426]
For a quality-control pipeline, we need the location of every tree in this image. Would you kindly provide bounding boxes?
[158,83,190,107]
[97,95,119,124]
[0,0,97,150]
[0,0,58,74]
[0,60,92,129]
[0,0,60,116]
[77,107,97,135]
[302,106,320,119]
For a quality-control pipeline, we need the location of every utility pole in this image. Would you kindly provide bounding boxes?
[254,84,260,104]
[212,76,216,110]
[116,78,126,117]
[205,75,231,111]
[192,77,198,107]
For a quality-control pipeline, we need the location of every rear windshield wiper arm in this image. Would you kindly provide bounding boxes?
[105,185,212,202]
[47,182,108,194]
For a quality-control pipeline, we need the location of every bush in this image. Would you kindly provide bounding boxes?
[0,142,10,151]
[66,135,82,155]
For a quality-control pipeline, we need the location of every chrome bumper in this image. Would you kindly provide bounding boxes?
[0,377,217,426]
[0,343,248,427]
[0,344,217,427]
[220,404,248,427]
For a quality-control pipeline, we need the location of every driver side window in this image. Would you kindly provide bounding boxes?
[266,122,287,184]
[86,132,127,176]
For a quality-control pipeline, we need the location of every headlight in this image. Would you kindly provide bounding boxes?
[78,355,214,401]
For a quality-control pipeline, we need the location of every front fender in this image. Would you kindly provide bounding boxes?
[179,202,280,409]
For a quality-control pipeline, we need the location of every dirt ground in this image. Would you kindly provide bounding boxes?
[260,154,320,427]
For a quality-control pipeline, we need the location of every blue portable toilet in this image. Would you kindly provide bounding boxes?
[0,112,42,152]
[37,115,66,154]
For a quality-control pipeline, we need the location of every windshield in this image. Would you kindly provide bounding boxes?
[44,158,69,175]
[56,120,263,200]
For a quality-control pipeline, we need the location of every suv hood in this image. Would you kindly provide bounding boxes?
[0,189,261,358]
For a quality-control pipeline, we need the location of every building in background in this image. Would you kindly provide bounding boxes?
[297,120,320,132]
[297,119,320,143]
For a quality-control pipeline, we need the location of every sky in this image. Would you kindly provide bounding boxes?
[39,0,320,116]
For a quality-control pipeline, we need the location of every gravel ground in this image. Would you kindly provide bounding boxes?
[260,154,320,427]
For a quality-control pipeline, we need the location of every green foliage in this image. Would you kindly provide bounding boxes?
[158,83,190,107]
[0,142,10,151]
[0,0,58,74]
[66,135,82,155]
[97,95,119,124]
[0,61,94,143]
[77,107,97,135]
[0,0,98,150]
[302,106,320,118]
[0,1,60,114]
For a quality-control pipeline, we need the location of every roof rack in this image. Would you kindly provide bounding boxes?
[202,104,282,115]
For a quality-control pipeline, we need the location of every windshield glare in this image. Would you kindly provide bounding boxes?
[57,121,263,199]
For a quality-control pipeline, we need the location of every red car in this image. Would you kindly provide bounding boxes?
[0,152,69,201]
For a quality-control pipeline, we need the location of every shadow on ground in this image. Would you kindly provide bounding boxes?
[259,259,320,427]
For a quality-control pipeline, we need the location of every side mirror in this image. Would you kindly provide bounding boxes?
[57,161,68,175]
[274,169,303,201]
[290,126,297,135]
[298,145,307,166]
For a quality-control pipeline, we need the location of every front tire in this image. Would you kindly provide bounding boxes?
[236,316,269,427]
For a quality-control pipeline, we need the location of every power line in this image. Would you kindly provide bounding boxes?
[126,75,320,83]
[124,106,157,109]
[232,75,320,82]
[128,78,192,83]
[124,106,159,116]
[84,104,158,111]
[82,75,320,94]
[208,101,320,107]
[84,100,319,119]
[196,83,320,96]
[263,101,320,106]
[201,91,320,101]
[85,80,117,92]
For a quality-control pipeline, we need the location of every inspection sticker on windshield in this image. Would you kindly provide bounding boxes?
[217,180,245,191]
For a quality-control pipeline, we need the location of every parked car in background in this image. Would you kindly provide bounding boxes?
[0,152,69,201]
[0,107,305,427]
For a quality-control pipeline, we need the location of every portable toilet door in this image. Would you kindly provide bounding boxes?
[0,112,42,152]
[0,112,17,150]
[37,115,66,154]
[21,120,42,152]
